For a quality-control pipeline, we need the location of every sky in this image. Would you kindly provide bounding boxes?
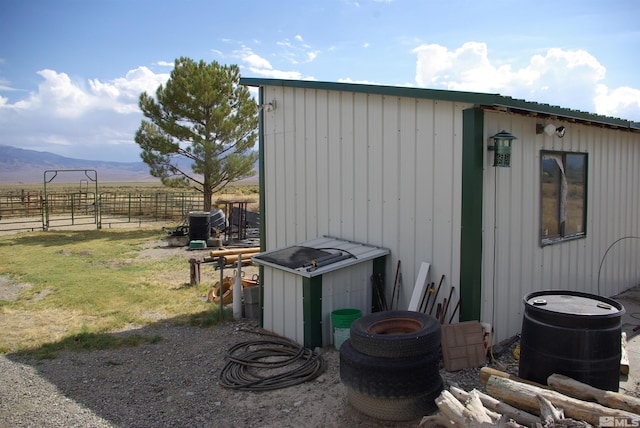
[1,0,639,163]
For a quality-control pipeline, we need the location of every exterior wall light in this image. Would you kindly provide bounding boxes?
[488,130,517,168]
[258,100,276,112]
[536,123,566,138]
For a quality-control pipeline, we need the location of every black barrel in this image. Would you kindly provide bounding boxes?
[209,209,226,232]
[188,211,210,242]
[519,290,625,391]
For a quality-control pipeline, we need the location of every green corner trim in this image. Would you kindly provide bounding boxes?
[258,87,266,329]
[460,108,484,322]
[303,276,323,349]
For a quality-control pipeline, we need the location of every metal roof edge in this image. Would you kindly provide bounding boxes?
[239,77,498,104]
[239,77,640,131]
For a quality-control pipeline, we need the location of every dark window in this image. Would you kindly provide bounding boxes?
[540,151,587,245]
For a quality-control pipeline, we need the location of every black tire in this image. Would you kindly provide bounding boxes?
[346,380,443,421]
[349,310,441,358]
[340,339,441,398]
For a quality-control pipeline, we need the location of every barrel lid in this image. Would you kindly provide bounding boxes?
[524,290,624,317]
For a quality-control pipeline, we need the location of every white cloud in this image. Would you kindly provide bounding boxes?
[0,66,170,161]
[275,36,320,65]
[594,85,640,120]
[236,45,311,80]
[247,67,303,80]
[4,67,168,118]
[237,46,273,70]
[412,42,640,121]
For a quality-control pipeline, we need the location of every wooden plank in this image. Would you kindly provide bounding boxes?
[408,261,430,311]
[621,331,630,375]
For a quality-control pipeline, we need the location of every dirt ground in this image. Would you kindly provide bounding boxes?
[0,234,440,427]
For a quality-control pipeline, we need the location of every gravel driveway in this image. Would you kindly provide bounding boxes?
[1,317,441,428]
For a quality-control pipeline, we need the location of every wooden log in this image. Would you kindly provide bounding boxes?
[486,375,640,427]
[547,373,640,414]
[189,257,201,285]
[450,386,540,426]
[479,366,548,389]
[465,390,498,425]
[418,413,456,427]
[435,390,468,428]
[621,332,630,375]
[211,254,256,265]
[209,247,260,257]
[435,390,497,427]
[536,395,591,427]
[449,387,501,421]
[537,394,564,422]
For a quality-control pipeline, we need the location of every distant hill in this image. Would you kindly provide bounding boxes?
[0,145,155,183]
[0,145,258,184]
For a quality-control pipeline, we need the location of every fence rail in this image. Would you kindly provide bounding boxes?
[0,191,204,233]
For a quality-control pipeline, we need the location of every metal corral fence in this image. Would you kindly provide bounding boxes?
[0,191,204,233]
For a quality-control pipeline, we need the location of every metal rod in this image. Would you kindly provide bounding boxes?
[377,273,388,311]
[448,299,460,324]
[420,282,433,313]
[442,286,455,323]
[218,256,226,321]
[371,274,384,312]
[390,260,401,310]
[428,275,445,315]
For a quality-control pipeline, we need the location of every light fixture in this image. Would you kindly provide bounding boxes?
[536,123,566,138]
[258,99,276,112]
[488,130,517,168]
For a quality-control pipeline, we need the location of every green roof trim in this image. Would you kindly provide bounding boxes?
[240,77,640,131]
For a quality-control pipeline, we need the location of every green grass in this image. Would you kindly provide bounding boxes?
[0,181,259,195]
[17,330,164,360]
[0,227,233,357]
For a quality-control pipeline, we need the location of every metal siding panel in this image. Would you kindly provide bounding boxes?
[340,93,356,241]
[327,90,343,237]
[367,95,384,245]
[261,85,466,337]
[321,263,371,345]
[294,89,307,242]
[398,97,419,307]
[316,91,330,235]
[282,87,297,246]
[304,89,319,241]
[432,101,456,288]
[482,112,640,342]
[381,96,400,262]
[353,93,370,241]
[414,100,436,268]
[262,267,305,345]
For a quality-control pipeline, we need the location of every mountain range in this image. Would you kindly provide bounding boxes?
[0,145,258,184]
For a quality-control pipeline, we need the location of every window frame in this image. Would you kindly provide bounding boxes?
[539,150,588,246]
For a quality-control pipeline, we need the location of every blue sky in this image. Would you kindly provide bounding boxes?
[1,0,639,162]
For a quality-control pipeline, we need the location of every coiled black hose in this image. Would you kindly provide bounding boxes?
[219,337,326,391]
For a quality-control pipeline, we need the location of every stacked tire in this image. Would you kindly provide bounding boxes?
[339,310,443,422]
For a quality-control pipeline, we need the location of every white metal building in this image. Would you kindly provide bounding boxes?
[241,77,640,345]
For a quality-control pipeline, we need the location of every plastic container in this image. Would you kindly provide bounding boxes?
[189,211,211,242]
[519,290,625,391]
[331,308,362,349]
